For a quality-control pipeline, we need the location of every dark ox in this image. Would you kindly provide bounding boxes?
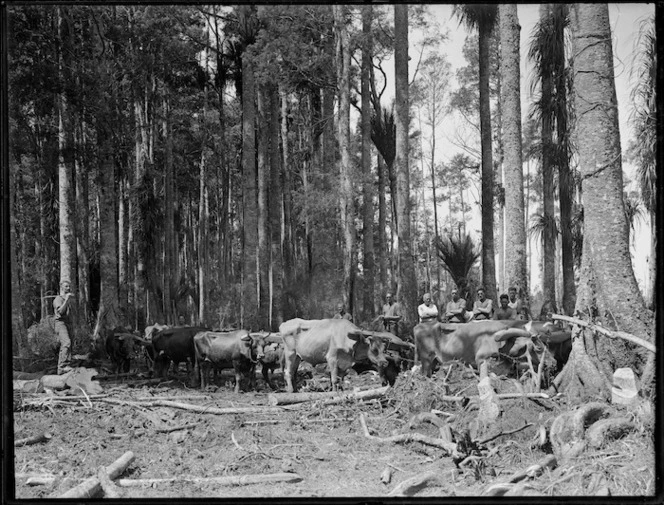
[151,326,208,378]
[352,331,413,386]
[193,330,266,392]
[415,320,572,377]
[278,318,392,393]
[252,336,284,390]
[105,327,141,374]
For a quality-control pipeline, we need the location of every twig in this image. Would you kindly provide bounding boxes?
[155,423,200,434]
[479,423,534,445]
[552,314,655,353]
[359,413,457,454]
[231,432,244,451]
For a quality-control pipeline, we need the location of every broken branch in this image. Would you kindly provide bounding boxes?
[268,386,389,406]
[15,432,52,447]
[116,472,302,487]
[552,314,655,353]
[58,451,135,499]
[359,413,457,454]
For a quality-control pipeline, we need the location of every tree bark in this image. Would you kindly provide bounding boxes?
[257,83,270,330]
[361,5,376,321]
[499,4,528,300]
[540,4,557,312]
[394,4,418,328]
[334,5,355,316]
[478,16,497,301]
[561,3,655,398]
[241,30,259,330]
[268,84,283,329]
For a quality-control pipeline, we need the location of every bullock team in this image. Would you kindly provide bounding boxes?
[103,289,571,394]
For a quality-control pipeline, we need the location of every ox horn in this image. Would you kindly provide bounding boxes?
[493,328,532,342]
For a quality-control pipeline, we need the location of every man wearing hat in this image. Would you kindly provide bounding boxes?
[444,288,468,323]
[53,279,74,374]
[417,293,439,323]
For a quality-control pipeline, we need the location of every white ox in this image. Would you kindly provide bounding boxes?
[277,318,391,392]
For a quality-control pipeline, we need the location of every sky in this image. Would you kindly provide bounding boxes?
[382,3,654,296]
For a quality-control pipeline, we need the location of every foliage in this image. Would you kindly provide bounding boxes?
[434,233,480,295]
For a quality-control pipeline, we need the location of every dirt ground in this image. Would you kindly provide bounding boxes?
[12,357,656,499]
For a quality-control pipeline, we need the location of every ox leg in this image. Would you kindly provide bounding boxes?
[201,360,211,390]
[233,366,242,394]
[284,354,300,393]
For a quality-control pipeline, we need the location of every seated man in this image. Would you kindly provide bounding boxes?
[508,286,530,320]
[493,294,516,320]
[417,293,439,323]
[472,287,493,321]
[333,302,352,321]
[444,288,467,323]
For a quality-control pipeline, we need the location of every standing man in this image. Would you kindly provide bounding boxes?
[417,293,439,323]
[381,292,403,335]
[333,302,352,321]
[472,287,493,320]
[445,288,468,323]
[53,279,74,375]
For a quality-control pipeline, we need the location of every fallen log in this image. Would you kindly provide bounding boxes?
[97,466,122,498]
[359,413,457,454]
[15,432,52,447]
[58,451,135,499]
[388,471,448,496]
[267,386,389,406]
[551,314,655,353]
[116,472,302,487]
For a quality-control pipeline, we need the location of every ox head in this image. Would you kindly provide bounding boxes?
[348,331,390,370]
[246,331,282,363]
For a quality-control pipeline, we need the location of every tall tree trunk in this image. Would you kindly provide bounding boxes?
[74,114,90,328]
[164,96,175,324]
[269,84,283,329]
[241,47,259,331]
[377,153,388,293]
[280,86,295,320]
[94,151,120,344]
[10,181,27,355]
[479,18,497,301]
[334,5,355,314]
[394,4,418,329]
[361,5,376,320]
[557,3,655,400]
[540,4,557,312]
[118,176,129,314]
[257,83,271,329]
[57,6,76,294]
[554,4,575,316]
[499,4,528,301]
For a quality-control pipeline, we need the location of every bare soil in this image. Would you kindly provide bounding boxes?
[12,358,655,499]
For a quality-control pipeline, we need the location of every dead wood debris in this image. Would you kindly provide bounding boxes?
[57,451,135,498]
[116,473,303,487]
[552,314,655,353]
[388,471,451,496]
[14,432,52,447]
[358,413,457,455]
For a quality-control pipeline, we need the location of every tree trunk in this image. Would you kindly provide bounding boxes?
[118,176,128,315]
[269,84,283,330]
[280,86,296,321]
[334,5,355,314]
[499,4,528,301]
[257,83,271,330]
[540,4,557,312]
[554,4,575,316]
[394,4,418,329]
[94,147,120,344]
[377,153,388,294]
[478,18,496,301]
[361,5,376,320]
[241,44,259,331]
[57,7,76,294]
[74,116,90,328]
[558,3,655,400]
[163,96,175,324]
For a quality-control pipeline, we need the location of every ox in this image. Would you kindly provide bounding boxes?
[253,336,284,390]
[151,326,208,378]
[105,327,141,374]
[415,320,571,377]
[193,330,266,392]
[278,318,394,393]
